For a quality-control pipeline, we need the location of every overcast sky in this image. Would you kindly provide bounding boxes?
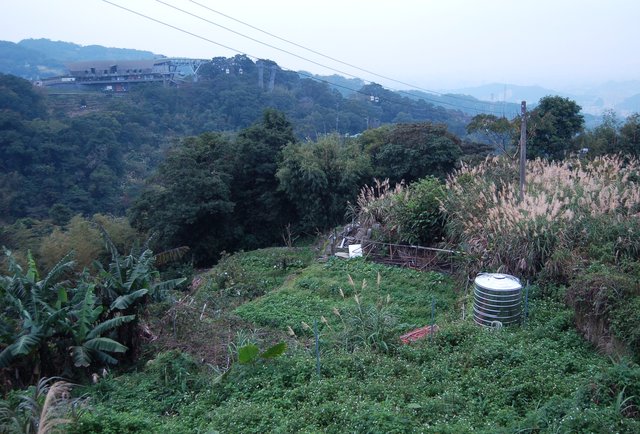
[1,0,638,91]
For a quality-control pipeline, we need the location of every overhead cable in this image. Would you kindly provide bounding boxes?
[101,0,508,115]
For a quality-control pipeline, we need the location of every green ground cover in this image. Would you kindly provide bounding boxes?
[66,250,639,433]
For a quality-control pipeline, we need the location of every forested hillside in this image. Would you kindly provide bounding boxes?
[2,66,461,219]
[3,59,639,266]
[1,48,640,432]
[0,64,481,268]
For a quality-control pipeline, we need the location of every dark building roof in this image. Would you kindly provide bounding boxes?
[67,59,158,76]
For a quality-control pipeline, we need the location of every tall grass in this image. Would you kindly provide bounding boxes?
[441,155,640,278]
[351,178,406,230]
[0,378,76,434]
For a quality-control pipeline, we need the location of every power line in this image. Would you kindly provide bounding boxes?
[151,0,500,114]
[186,0,516,111]
[152,0,376,86]
[186,0,516,115]
[187,0,446,98]
[101,0,246,58]
[100,0,505,115]
[96,1,393,108]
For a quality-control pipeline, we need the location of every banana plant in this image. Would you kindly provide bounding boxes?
[91,227,186,359]
[65,282,134,367]
[93,227,186,312]
[0,249,74,369]
[237,342,287,364]
[0,248,135,372]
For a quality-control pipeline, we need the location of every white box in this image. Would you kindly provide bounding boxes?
[348,244,362,258]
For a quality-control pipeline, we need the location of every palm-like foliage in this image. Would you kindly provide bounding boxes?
[89,227,186,361]
[0,244,145,382]
[65,283,134,367]
[0,250,74,369]
[1,227,188,388]
[94,228,186,310]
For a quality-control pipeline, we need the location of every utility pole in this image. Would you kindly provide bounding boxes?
[519,101,527,202]
[257,61,264,89]
[268,65,276,92]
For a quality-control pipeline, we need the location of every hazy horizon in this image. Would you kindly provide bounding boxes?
[1,0,639,93]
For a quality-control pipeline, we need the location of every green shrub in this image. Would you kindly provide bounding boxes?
[610,295,640,359]
[69,410,158,434]
[392,176,446,245]
[209,247,314,302]
[145,350,202,392]
[38,215,102,271]
[67,298,638,433]
[584,214,640,263]
[61,248,640,432]
[567,263,640,360]
[38,214,141,272]
[333,293,399,353]
[0,218,54,273]
[234,288,335,334]
[585,358,640,415]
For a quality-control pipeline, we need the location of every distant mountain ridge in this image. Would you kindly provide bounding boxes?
[18,38,159,63]
[448,82,640,117]
[405,90,522,118]
[0,40,60,79]
[299,72,366,97]
[0,38,159,79]
[1,38,636,124]
[448,83,567,106]
[300,73,523,117]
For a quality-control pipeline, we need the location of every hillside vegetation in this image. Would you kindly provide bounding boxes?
[1,46,640,432]
[3,153,638,432]
[1,71,474,267]
[38,250,634,433]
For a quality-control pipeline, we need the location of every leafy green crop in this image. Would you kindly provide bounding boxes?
[61,250,640,433]
[238,342,287,364]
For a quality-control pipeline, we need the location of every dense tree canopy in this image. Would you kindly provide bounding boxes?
[129,133,236,265]
[578,111,640,158]
[0,73,47,119]
[528,96,584,160]
[368,122,463,183]
[277,134,373,230]
[124,108,469,265]
[0,75,172,222]
[0,59,472,225]
[618,113,640,156]
[6,64,633,267]
[232,109,297,248]
[466,113,517,158]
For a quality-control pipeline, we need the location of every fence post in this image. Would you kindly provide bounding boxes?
[519,101,527,202]
[523,280,530,325]
[430,298,436,342]
[314,320,321,378]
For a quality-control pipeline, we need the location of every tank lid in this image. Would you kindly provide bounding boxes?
[475,273,521,290]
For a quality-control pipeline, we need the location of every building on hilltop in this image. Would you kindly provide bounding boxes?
[38,58,208,91]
